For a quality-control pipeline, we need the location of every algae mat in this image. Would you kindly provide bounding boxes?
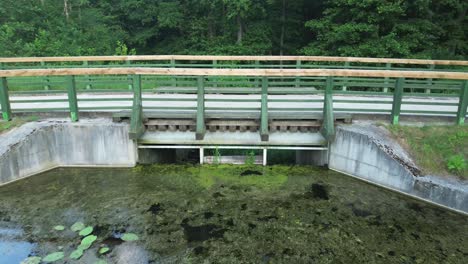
[0,165,467,263]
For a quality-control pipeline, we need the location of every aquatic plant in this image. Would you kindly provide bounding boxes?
[53,225,65,231]
[20,257,41,264]
[99,247,110,254]
[121,233,139,241]
[79,226,94,236]
[71,221,85,232]
[80,235,98,250]
[69,248,84,260]
[42,252,64,263]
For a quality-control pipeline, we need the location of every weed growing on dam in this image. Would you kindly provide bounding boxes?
[0,165,467,263]
[389,125,468,179]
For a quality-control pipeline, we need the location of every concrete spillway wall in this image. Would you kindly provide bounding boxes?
[0,120,137,185]
[329,125,468,214]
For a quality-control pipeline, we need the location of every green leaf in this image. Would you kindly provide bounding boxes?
[79,234,97,250]
[53,225,65,231]
[79,226,93,236]
[71,222,86,232]
[121,233,139,241]
[69,249,84,260]
[20,256,41,264]
[42,252,64,263]
[99,247,110,254]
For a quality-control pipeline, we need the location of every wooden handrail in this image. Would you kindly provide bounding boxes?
[1,68,467,80]
[0,55,467,66]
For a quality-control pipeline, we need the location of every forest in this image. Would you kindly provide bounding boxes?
[0,0,466,59]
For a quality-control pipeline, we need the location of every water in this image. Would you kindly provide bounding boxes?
[0,165,466,263]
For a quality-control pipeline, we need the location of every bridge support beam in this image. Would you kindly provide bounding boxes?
[0,77,12,121]
[457,80,468,125]
[66,76,79,122]
[391,78,404,125]
[196,76,206,140]
[129,75,145,140]
[260,77,269,141]
[320,76,335,140]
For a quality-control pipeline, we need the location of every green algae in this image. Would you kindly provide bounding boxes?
[1,165,467,263]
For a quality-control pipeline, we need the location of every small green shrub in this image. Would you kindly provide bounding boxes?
[447,155,466,174]
[245,150,256,165]
[214,147,221,164]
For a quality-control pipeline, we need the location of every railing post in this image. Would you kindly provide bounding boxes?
[66,75,79,122]
[213,60,218,88]
[295,60,301,88]
[426,64,435,94]
[342,61,350,91]
[260,77,269,141]
[196,76,206,140]
[83,61,92,90]
[320,76,335,140]
[126,60,133,90]
[255,60,260,88]
[0,77,12,121]
[456,81,468,125]
[384,63,391,93]
[40,61,50,90]
[171,58,177,87]
[129,75,145,139]
[391,78,405,125]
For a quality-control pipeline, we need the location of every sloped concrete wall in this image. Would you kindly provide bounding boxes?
[0,120,136,185]
[329,125,468,214]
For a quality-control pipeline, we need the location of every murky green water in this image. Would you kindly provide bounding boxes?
[0,165,467,264]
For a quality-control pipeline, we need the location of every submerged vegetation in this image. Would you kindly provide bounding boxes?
[0,165,467,263]
[389,125,468,178]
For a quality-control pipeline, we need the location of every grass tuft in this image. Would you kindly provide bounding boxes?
[389,125,468,179]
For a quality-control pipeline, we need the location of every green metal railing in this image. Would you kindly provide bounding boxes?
[0,63,467,141]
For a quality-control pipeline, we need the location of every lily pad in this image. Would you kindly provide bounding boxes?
[20,256,42,264]
[43,252,64,263]
[94,260,108,264]
[79,226,93,236]
[80,235,97,250]
[70,249,84,260]
[71,222,85,232]
[99,247,110,254]
[53,225,65,231]
[121,233,139,241]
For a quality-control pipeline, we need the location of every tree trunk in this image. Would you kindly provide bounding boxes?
[279,0,286,55]
[236,14,243,44]
[63,0,70,21]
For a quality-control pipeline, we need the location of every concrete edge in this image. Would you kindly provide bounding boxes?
[0,164,136,188]
[331,168,468,217]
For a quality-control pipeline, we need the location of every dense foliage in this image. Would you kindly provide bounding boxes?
[0,0,466,58]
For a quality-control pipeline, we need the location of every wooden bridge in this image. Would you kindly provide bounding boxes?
[1,55,467,162]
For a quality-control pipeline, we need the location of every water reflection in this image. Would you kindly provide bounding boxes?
[0,226,35,264]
